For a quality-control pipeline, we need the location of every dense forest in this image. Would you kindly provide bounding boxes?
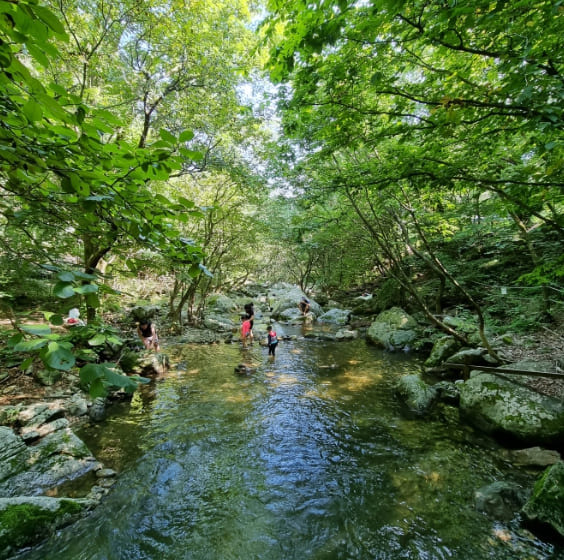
[0,0,562,388]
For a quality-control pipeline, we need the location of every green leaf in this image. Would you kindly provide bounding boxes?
[20,357,34,371]
[88,334,106,346]
[32,4,66,35]
[22,98,43,121]
[40,342,75,371]
[21,324,51,336]
[74,283,98,295]
[54,282,75,298]
[14,339,49,352]
[159,128,177,144]
[179,129,194,142]
[57,271,75,282]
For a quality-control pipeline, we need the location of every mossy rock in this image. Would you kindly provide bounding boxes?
[0,497,93,558]
[522,461,564,538]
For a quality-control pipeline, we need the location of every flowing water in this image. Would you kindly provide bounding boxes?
[18,330,560,559]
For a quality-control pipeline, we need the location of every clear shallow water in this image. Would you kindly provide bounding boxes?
[18,333,560,559]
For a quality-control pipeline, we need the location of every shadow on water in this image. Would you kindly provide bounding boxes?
[16,334,561,560]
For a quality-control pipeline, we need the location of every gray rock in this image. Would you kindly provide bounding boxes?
[88,397,106,422]
[66,394,89,417]
[318,308,351,325]
[34,368,63,386]
[459,373,564,446]
[522,461,564,538]
[269,286,323,319]
[396,374,438,414]
[0,427,29,484]
[425,336,460,367]
[445,347,498,367]
[0,428,97,497]
[506,447,561,468]
[17,403,64,427]
[366,307,419,352]
[335,329,358,340]
[206,293,238,314]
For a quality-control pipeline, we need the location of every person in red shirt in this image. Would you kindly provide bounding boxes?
[241,315,252,347]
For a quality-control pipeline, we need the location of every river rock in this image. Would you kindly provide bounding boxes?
[335,329,358,340]
[424,336,460,368]
[475,481,528,521]
[318,308,352,325]
[445,348,499,368]
[366,307,419,352]
[0,427,29,484]
[505,447,561,468]
[459,373,564,446]
[269,286,323,319]
[0,496,95,560]
[88,397,107,422]
[0,425,97,498]
[522,461,564,538]
[206,293,238,314]
[396,374,438,414]
[17,403,65,427]
[202,314,236,332]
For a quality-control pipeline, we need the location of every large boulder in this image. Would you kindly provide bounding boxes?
[206,293,238,314]
[317,308,351,325]
[270,286,323,319]
[522,461,564,538]
[366,307,419,351]
[459,372,564,446]
[0,427,97,498]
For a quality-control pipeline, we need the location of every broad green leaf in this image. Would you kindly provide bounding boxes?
[40,342,75,371]
[73,284,98,295]
[179,130,194,142]
[14,339,49,352]
[159,128,177,144]
[54,282,75,298]
[57,271,75,282]
[22,98,43,121]
[87,334,107,346]
[21,324,51,336]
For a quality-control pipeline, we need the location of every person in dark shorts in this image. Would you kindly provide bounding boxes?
[267,325,278,357]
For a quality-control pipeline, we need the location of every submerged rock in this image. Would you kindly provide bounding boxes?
[475,481,528,521]
[396,374,438,414]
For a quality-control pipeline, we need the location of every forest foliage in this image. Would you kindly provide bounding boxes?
[0,0,562,393]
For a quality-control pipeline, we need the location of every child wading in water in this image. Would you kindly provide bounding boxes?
[267,325,278,357]
[241,315,253,348]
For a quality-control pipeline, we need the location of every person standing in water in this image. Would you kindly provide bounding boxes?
[241,315,252,348]
[137,320,160,352]
[267,325,278,357]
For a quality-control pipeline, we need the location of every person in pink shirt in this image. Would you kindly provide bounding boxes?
[240,315,253,347]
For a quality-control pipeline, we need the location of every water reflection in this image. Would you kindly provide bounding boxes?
[18,337,559,560]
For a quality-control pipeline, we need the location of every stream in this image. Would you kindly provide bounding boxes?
[17,329,559,559]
